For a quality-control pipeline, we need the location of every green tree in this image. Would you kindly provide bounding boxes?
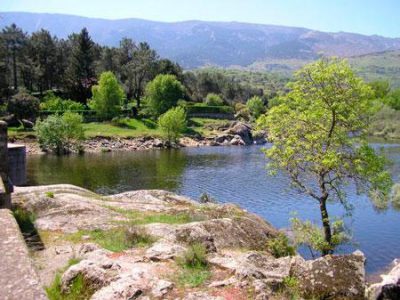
[7,89,39,127]
[1,24,27,91]
[158,106,187,143]
[258,58,392,255]
[246,95,265,119]
[66,28,97,103]
[89,71,125,120]
[35,112,85,154]
[205,93,224,106]
[30,29,57,93]
[145,74,185,117]
[385,88,400,110]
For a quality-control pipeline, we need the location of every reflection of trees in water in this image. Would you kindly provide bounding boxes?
[27,150,188,194]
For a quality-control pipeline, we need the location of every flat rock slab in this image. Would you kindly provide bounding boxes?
[0,209,47,300]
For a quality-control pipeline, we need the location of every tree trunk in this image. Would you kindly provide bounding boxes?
[319,198,332,256]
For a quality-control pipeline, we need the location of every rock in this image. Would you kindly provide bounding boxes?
[175,216,278,251]
[91,274,145,300]
[1,114,19,127]
[208,276,237,288]
[224,122,253,145]
[145,241,186,261]
[214,134,234,144]
[61,260,112,293]
[230,135,245,146]
[21,119,34,128]
[184,291,224,300]
[293,250,366,300]
[367,258,400,300]
[151,279,174,298]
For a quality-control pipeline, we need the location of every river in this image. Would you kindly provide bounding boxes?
[26,143,400,275]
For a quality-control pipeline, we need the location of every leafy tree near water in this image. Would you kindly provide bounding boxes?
[258,58,392,255]
[89,71,125,120]
[158,106,187,143]
[246,95,265,119]
[35,112,85,154]
[145,74,185,117]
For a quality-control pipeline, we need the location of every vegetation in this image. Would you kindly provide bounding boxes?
[175,243,210,288]
[158,107,187,143]
[89,71,125,120]
[45,191,55,198]
[246,95,265,119]
[205,93,224,106]
[266,233,296,258]
[291,217,349,258]
[40,92,85,112]
[46,259,90,300]
[7,90,40,126]
[258,58,392,255]
[145,74,185,117]
[35,112,85,154]
[68,227,155,252]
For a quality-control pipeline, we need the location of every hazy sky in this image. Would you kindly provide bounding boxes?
[1,0,399,37]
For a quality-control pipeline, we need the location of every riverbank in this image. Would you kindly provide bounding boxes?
[10,120,266,155]
[10,183,387,299]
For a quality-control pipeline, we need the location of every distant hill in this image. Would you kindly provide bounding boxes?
[1,11,400,70]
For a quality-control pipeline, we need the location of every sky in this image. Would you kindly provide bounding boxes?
[1,0,399,37]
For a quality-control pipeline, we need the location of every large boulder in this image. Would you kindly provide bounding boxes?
[224,122,253,145]
[293,250,366,300]
[367,259,400,300]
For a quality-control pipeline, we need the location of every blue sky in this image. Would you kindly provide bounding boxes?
[1,0,399,37]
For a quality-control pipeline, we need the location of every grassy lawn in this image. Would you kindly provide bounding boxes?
[7,117,232,140]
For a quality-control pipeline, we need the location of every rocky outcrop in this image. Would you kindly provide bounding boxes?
[367,259,400,300]
[224,122,253,145]
[11,184,373,299]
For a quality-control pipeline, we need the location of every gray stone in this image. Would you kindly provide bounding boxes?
[367,258,400,300]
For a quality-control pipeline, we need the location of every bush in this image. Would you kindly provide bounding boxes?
[145,74,185,117]
[246,95,265,119]
[35,112,85,154]
[186,105,234,115]
[158,107,187,143]
[266,233,296,258]
[205,93,224,106]
[7,90,40,126]
[177,243,208,269]
[40,92,85,112]
[89,71,125,120]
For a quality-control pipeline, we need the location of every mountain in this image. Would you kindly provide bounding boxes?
[1,12,400,70]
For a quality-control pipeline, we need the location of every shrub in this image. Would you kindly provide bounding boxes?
[158,106,187,143]
[266,232,296,258]
[7,90,40,126]
[89,71,125,120]
[177,243,208,269]
[205,93,224,106]
[35,112,85,154]
[185,105,234,115]
[246,95,265,119]
[199,193,217,204]
[291,217,349,257]
[145,74,185,117]
[40,92,85,112]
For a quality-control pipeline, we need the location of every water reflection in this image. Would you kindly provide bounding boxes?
[27,144,400,274]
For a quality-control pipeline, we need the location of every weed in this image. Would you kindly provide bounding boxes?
[176,243,208,269]
[266,233,296,258]
[45,191,55,198]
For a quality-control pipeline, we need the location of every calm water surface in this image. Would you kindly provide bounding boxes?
[27,144,400,275]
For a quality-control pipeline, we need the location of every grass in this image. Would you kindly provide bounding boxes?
[105,206,204,225]
[45,191,55,198]
[8,116,232,140]
[46,258,87,300]
[175,243,211,288]
[13,207,37,234]
[67,227,156,252]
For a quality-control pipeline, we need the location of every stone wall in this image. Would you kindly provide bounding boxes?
[0,121,11,208]
[8,144,26,186]
[0,209,47,299]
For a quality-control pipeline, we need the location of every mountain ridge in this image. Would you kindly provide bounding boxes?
[1,11,400,69]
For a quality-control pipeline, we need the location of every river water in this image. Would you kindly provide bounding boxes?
[26,143,400,275]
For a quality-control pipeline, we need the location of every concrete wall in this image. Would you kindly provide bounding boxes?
[8,144,26,186]
[0,121,11,208]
